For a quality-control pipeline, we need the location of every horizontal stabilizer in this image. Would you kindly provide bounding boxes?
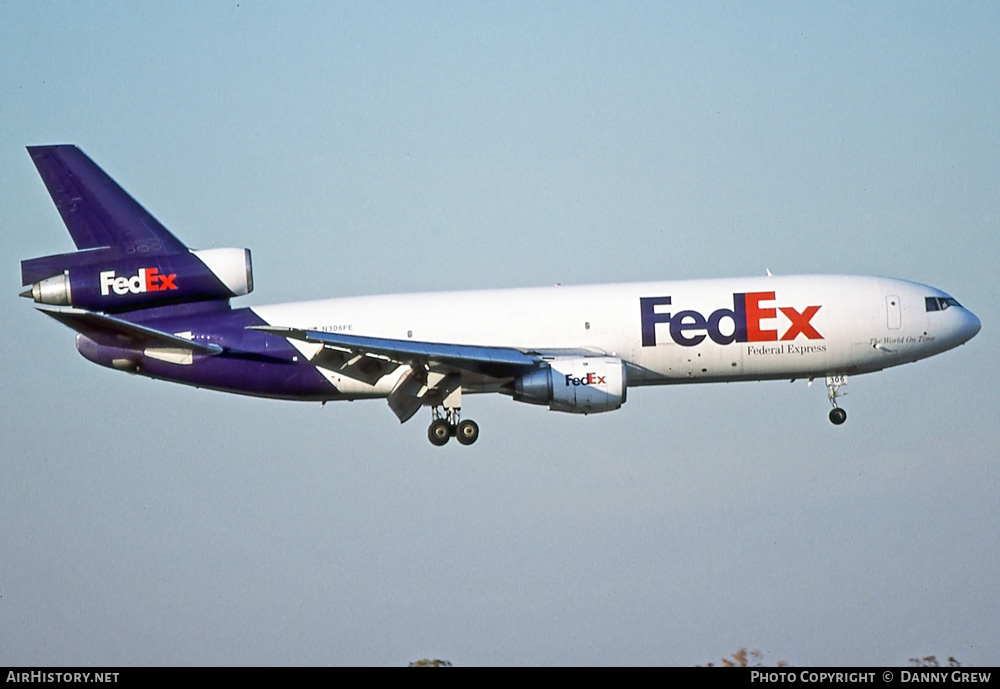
[37,306,222,355]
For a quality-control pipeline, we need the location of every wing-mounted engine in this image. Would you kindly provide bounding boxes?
[21,247,253,312]
[506,357,627,414]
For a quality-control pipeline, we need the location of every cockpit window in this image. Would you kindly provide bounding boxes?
[926,296,963,312]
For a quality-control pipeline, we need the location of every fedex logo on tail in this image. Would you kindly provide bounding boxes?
[640,291,822,347]
[99,268,178,296]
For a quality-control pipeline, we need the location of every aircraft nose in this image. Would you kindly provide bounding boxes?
[961,308,982,343]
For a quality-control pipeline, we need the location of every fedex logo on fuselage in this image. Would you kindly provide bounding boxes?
[640,291,822,347]
[99,268,177,296]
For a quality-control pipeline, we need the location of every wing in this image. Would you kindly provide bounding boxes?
[249,326,539,377]
[249,326,600,423]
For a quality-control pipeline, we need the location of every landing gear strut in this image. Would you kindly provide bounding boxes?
[427,406,479,446]
[826,375,848,425]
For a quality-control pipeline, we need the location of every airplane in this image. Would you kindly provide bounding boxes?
[19,145,981,446]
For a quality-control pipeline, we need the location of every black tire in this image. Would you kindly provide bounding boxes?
[829,408,847,425]
[428,419,451,446]
[455,419,480,446]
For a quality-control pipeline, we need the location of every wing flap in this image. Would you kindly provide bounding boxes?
[310,347,398,385]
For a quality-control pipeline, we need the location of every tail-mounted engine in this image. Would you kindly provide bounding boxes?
[507,357,627,414]
[21,247,253,312]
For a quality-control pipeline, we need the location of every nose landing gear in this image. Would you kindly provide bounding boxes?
[427,406,480,446]
[826,375,848,425]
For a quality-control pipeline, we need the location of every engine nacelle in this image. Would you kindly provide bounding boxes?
[510,357,627,414]
[23,248,253,312]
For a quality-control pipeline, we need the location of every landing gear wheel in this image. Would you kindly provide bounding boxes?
[829,408,847,425]
[428,419,452,446]
[455,419,480,446]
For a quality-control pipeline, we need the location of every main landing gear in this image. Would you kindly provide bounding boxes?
[825,375,848,425]
[427,406,479,446]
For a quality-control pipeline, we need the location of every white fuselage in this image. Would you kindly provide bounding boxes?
[252,274,980,400]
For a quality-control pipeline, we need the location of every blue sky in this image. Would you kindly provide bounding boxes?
[2,2,998,666]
